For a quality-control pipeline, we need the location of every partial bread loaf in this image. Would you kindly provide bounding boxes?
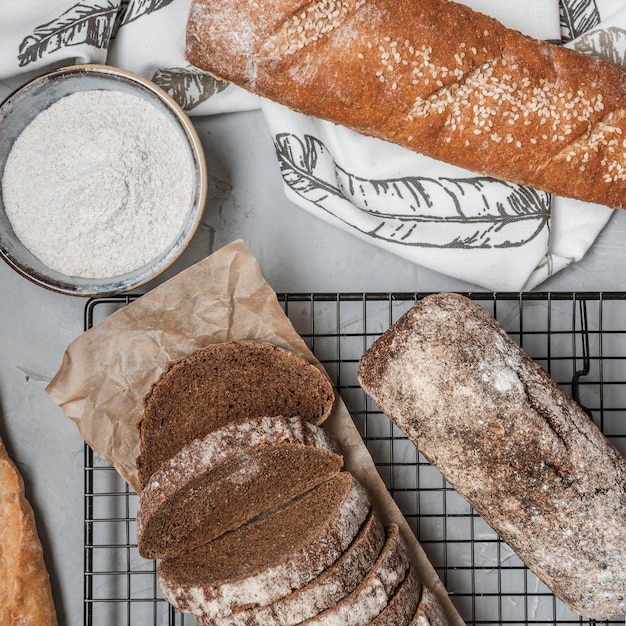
[137,341,335,488]
[0,438,58,626]
[186,0,626,209]
[358,292,626,620]
[137,415,343,559]
[159,472,371,620]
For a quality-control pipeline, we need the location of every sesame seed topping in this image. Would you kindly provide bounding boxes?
[263,0,366,56]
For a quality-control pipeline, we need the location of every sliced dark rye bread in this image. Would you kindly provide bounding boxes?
[159,472,370,621]
[210,509,386,626]
[297,524,409,626]
[137,415,343,559]
[409,587,448,626]
[137,341,336,488]
[370,566,422,626]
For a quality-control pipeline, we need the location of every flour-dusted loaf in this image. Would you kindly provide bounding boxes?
[137,415,343,559]
[137,340,335,488]
[159,472,371,620]
[185,0,626,209]
[358,292,626,620]
[0,437,58,626]
[210,510,386,626]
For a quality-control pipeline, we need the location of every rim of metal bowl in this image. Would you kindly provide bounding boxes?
[0,63,208,297]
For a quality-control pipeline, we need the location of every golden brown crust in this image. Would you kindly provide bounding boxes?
[186,0,626,209]
[0,439,58,626]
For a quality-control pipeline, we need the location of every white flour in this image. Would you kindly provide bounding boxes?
[2,89,194,278]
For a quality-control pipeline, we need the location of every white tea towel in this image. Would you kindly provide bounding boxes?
[260,0,622,291]
[264,107,554,292]
[0,0,624,291]
[456,0,562,41]
[0,0,260,115]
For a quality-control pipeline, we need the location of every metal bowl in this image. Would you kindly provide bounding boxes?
[0,64,207,296]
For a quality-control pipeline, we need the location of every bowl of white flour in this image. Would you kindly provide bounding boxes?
[0,64,207,295]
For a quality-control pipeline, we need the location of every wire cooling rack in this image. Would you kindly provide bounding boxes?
[83,292,626,626]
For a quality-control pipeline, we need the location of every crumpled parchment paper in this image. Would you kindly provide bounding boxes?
[46,239,464,625]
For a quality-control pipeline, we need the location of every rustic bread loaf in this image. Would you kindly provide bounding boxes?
[185,0,626,209]
[137,340,335,488]
[410,587,448,626]
[211,510,386,626]
[137,415,343,559]
[298,523,409,626]
[358,292,626,620]
[159,472,370,620]
[0,437,58,626]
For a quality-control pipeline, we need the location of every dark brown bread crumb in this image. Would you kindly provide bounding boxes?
[212,510,386,626]
[159,472,370,620]
[136,341,335,488]
[137,416,343,559]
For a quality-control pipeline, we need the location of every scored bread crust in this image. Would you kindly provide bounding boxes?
[137,340,335,488]
[358,292,626,620]
[0,438,58,626]
[159,472,371,620]
[209,510,386,626]
[137,415,343,559]
[186,0,626,209]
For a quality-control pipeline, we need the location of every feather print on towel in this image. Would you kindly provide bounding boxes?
[17,1,120,67]
[152,67,228,110]
[559,0,601,42]
[573,27,626,66]
[116,0,176,28]
[17,0,175,67]
[275,133,550,249]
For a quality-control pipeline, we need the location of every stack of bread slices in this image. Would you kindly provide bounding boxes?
[134,340,447,625]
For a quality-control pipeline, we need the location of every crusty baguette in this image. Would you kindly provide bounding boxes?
[186,0,626,209]
[0,437,58,626]
[357,292,626,620]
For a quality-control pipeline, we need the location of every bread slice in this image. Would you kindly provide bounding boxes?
[410,587,448,626]
[137,415,343,559]
[0,438,58,626]
[370,566,422,626]
[159,472,370,620]
[211,509,386,626]
[137,340,336,488]
[297,523,409,626]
